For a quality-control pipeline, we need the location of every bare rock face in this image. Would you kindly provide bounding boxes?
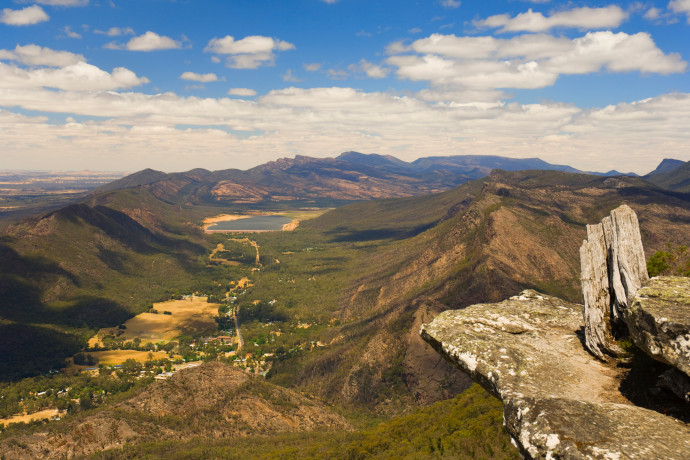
[421,290,690,459]
[579,204,649,360]
[628,276,690,378]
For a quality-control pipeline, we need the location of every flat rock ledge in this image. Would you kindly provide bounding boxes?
[628,276,690,379]
[421,290,690,459]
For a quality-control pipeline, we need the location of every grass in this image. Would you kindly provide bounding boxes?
[91,298,220,345]
[70,350,171,367]
[0,409,61,427]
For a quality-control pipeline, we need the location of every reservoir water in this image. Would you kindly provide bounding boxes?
[206,215,292,232]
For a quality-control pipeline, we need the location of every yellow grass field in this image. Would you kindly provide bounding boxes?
[0,409,62,427]
[87,350,171,365]
[90,297,220,346]
[202,209,330,234]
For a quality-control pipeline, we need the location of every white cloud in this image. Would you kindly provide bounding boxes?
[95,27,135,36]
[0,61,149,91]
[386,31,686,92]
[544,31,686,75]
[0,84,687,173]
[205,35,294,54]
[304,63,321,71]
[408,27,422,34]
[0,44,85,67]
[440,0,461,9]
[0,46,147,92]
[205,35,295,69]
[125,31,182,51]
[30,0,89,6]
[644,7,661,20]
[227,88,257,97]
[0,6,49,26]
[406,34,499,59]
[326,68,348,80]
[61,26,82,39]
[349,59,390,79]
[670,0,690,22]
[180,72,218,83]
[476,6,627,32]
[228,53,275,70]
[282,69,302,82]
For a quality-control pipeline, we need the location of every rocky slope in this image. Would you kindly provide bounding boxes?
[644,159,690,193]
[0,362,350,459]
[421,290,690,459]
[284,170,690,411]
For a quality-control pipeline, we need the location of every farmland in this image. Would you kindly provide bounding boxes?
[90,297,220,346]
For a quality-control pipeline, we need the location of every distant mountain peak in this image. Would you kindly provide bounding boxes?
[337,151,413,169]
[646,158,685,176]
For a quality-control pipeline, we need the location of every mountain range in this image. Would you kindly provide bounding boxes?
[1,153,689,457]
[92,152,642,208]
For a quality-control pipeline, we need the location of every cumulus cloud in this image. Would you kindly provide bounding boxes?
[544,31,686,75]
[476,6,627,32]
[0,62,149,91]
[61,26,82,39]
[125,31,182,51]
[228,88,257,97]
[670,0,690,22]
[180,72,218,83]
[0,44,85,67]
[386,31,686,92]
[0,44,148,91]
[95,26,135,36]
[1,86,686,173]
[0,6,49,26]
[348,59,390,78]
[282,69,302,82]
[205,35,295,69]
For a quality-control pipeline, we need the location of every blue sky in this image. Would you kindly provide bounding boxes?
[1,0,689,173]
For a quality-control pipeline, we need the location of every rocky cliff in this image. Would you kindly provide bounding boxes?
[421,205,690,459]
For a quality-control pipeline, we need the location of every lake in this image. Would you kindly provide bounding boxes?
[206,215,292,232]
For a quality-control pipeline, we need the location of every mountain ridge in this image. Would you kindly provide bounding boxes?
[93,152,646,208]
[644,159,690,193]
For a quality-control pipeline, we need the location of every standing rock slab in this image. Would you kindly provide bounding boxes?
[628,276,690,378]
[421,290,690,459]
[580,204,649,360]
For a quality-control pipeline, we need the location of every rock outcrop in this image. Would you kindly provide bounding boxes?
[579,204,649,360]
[421,290,690,459]
[422,204,690,458]
[628,276,690,378]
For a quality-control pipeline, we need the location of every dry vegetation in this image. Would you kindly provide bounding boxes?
[91,297,219,345]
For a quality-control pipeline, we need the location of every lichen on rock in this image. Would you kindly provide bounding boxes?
[628,276,690,378]
[421,289,690,459]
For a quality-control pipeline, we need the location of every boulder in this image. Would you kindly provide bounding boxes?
[627,276,690,378]
[579,204,649,360]
[421,290,690,459]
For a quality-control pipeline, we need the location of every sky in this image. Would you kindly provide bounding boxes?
[0,0,689,174]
